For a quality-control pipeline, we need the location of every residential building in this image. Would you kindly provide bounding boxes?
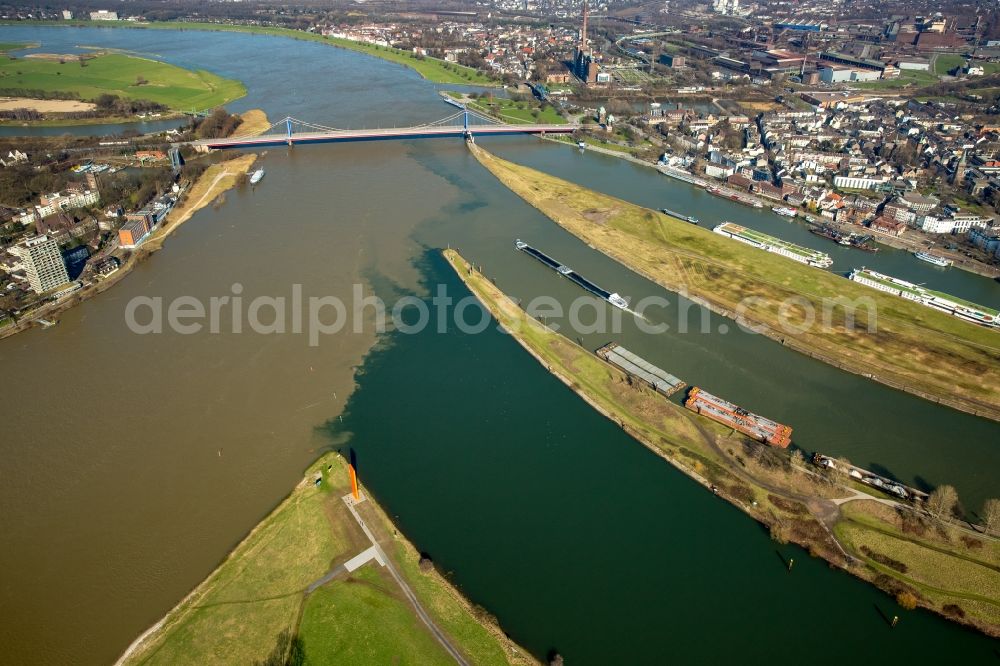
[898,192,939,214]
[948,212,993,233]
[920,215,955,234]
[834,175,887,190]
[18,190,101,225]
[10,235,70,293]
[870,216,907,236]
[89,10,118,20]
[969,227,1000,253]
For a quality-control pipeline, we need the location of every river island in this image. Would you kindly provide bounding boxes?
[467,143,1000,422]
[442,246,1000,638]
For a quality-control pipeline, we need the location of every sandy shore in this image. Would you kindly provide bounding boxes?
[143,153,258,250]
[0,97,96,112]
[236,109,270,136]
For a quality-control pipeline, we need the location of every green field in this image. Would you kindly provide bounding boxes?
[0,52,245,110]
[836,501,1000,627]
[2,20,495,86]
[119,454,531,665]
[446,92,566,124]
[0,41,31,52]
[853,68,939,89]
[299,566,456,665]
[934,54,967,76]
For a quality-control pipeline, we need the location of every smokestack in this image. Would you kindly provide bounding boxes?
[581,0,589,52]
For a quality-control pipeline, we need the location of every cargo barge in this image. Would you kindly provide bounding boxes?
[706,186,764,209]
[684,387,792,447]
[849,268,999,328]
[596,343,686,396]
[713,222,834,268]
[660,208,699,225]
[515,239,629,309]
[809,225,879,252]
[656,164,705,186]
[812,454,929,502]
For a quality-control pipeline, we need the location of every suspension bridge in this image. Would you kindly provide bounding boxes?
[191,107,578,150]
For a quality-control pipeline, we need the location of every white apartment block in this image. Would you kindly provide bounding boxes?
[833,175,887,190]
[919,216,956,234]
[18,189,100,225]
[10,235,69,294]
[949,213,993,233]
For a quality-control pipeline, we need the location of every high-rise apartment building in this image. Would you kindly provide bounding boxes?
[11,235,70,294]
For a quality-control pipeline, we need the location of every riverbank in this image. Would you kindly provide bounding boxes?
[117,452,536,665]
[0,152,258,341]
[0,111,185,127]
[1,19,495,87]
[143,152,258,250]
[546,135,1000,279]
[468,144,1000,422]
[443,247,1000,637]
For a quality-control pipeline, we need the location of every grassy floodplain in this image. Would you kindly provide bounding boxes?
[0,52,245,111]
[443,247,1000,636]
[118,453,534,665]
[467,145,1000,421]
[0,40,33,51]
[3,20,495,86]
[444,91,566,124]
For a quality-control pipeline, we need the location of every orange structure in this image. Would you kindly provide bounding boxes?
[684,387,792,448]
[348,463,360,500]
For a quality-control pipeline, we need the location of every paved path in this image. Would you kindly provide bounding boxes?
[342,494,470,666]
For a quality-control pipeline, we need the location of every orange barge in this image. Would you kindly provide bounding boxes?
[684,387,792,448]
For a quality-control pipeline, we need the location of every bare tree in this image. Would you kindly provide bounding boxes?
[927,485,959,519]
[982,498,1000,535]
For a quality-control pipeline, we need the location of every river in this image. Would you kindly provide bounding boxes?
[0,25,996,665]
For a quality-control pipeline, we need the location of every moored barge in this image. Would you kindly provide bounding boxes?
[684,387,792,448]
[596,343,686,397]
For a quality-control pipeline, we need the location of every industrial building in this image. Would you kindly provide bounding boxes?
[819,52,898,79]
[774,19,824,32]
[819,65,880,83]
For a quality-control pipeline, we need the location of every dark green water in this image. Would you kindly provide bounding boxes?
[332,251,998,664]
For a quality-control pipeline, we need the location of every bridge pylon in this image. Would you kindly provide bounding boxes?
[462,108,473,142]
[286,117,293,146]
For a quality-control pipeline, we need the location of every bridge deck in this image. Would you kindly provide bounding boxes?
[196,123,577,149]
